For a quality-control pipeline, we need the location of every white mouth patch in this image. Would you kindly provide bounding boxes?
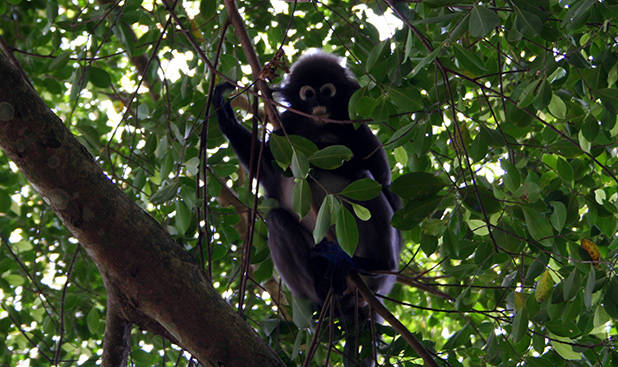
[311,106,329,118]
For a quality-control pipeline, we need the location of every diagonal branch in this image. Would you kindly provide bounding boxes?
[0,50,284,367]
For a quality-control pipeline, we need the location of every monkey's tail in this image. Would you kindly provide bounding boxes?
[338,297,378,367]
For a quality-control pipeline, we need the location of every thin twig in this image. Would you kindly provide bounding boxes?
[54,246,80,365]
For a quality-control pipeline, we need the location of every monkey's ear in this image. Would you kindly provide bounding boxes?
[270,85,289,102]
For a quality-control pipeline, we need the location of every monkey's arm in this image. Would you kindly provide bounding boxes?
[212,83,279,196]
[354,125,402,211]
[212,83,257,169]
[353,125,390,185]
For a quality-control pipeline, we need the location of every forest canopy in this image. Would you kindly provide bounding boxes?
[0,0,617,366]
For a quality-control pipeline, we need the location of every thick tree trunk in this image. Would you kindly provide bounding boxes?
[0,53,283,367]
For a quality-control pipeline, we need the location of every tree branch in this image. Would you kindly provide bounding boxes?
[102,292,131,367]
[349,272,440,367]
[0,52,283,367]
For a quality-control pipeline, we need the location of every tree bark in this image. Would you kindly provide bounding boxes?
[0,53,284,367]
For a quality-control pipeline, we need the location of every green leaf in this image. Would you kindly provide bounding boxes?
[424,0,461,8]
[562,269,580,301]
[291,151,309,179]
[41,77,63,94]
[549,201,566,232]
[394,146,408,165]
[200,0,217,19]
[594,88,618,105]
[5,274,25,286]
[366,41,388,72]
[175,200,191,235]
[292,178,312,219]
[184,157,200,176]
[469,6,500,38]
[408,47,442,78]
[292,297,313,329]
[313,195,334,244]
[448,13,469,41]
[578,130,591,153]
[69,67,86,102]
[349,93,377,120]
[561,0,595,29]
[155,135,168,159]
[351,203,371,221]
[340,178,382,201]
[253,258,273,283]
[87,66,111,88]
[391,196,441,230]
[404,28,414,61]
[289,135,319,157]
[556,157,573,182]
[522,207,554,246]
[13,240,33,252]
[511,310,528,343]
[517,79,541,108]
[86,308,101,334]
[308,145,353,170]
[515,10,543,35]
[150,182,179,204]
[385,123,416,147]
[603,277,618,318]
[335,206,358,256]
[460,186,501,214]
[453,46,489,76]
[582,115,600,141]
[533,79,552,109]
[502,160,521,192]
[549,333,581,360]
[46,0,58,21]
[391,172,444,200]
[584,266,595,309]
[269,134,292,169]
[0,190,11,213]
[49,51,72,70]
[548,94,566,119]
[389,87,423,112]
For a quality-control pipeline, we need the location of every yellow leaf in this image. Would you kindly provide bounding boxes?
[112,100,124,113]
[535,269,554,302]
[190,18,203,42]
[581,239,600,266]
[514,292,527,312]
[451,122,470,155]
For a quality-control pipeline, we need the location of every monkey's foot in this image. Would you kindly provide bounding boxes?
[310,240,356,297]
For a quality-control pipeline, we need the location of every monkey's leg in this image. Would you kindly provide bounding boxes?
[266,208,321,304]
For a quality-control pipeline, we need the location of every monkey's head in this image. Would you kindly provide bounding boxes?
[279,50,360,121]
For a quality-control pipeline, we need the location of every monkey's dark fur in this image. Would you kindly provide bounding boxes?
[213,51,401,364]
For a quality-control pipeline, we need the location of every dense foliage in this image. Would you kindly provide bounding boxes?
[0,0,616,366]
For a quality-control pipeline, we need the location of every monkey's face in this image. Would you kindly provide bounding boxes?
[283,77,352,122]
[281,66,359,122]
[296,81,337,119]
[279,52,360,122]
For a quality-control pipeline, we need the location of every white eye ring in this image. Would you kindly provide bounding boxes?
[319,83,336,97]
[299,85,315,101]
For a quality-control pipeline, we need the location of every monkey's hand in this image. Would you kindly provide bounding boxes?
[213,82,235,105]
[212,82,238,129]
[310,241,357,296]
